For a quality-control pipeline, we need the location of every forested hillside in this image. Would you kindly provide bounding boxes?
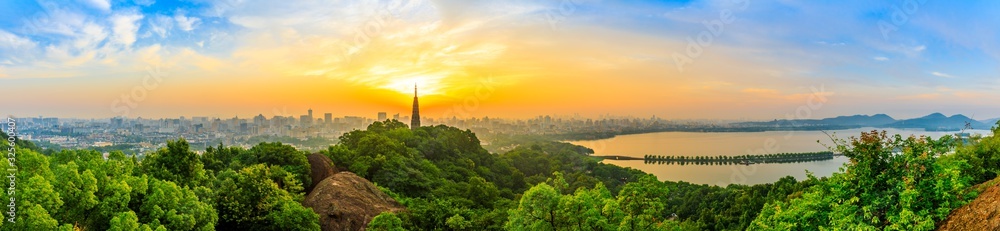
[2,120,997,230]
[321,120,819,230]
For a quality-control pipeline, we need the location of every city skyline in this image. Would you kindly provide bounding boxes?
[3,1,1000,120]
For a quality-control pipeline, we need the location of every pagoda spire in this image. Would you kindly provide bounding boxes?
[411,83,420,130]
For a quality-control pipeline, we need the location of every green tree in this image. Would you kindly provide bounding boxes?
[506,183,565,231]
[750,130,976,230]
[467,176,500,208]
[5,176,65,230]
[369,212,406,231]
[247,142,312,191]
[214,164,318,230]
[615,174,667,231]
[141,139,208,188]
[139,179,218,230]
[202,144,245,172]
[267,200,320,231]
[109,211,163,231]
[560,182,617,231]
[52,161,98,225]
[445,214,472,230]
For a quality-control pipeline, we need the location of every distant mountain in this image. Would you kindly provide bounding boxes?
[735,113,997,131]
[981,118,1000,128]
[821,114,897,126]
[887,113,989,131]
[736,114,896,127]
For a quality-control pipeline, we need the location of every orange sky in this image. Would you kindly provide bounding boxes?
[3,0,1000,120]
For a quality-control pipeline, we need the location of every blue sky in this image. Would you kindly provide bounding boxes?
[1,0,998,120]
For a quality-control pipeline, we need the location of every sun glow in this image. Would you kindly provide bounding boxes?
[385,75,443,96]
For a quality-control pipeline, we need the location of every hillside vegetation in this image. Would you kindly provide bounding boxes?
[1,120,997,230]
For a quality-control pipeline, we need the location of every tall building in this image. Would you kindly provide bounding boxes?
[253,114,266,125]
[378,112,387,121]
[324,113,333,124]
[302,109,314,127]
[411,84,420,130]
[300,115,310,127]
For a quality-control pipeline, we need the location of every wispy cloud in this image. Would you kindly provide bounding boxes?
[897,93,941,100]
[0,30,36,50]
[174,11,201,31]
[2,0,1000,118]
[741,88,779,95]
[930,71,955,78]
[110,11,144,47]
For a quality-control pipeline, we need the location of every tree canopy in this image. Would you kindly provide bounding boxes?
[2,120,996,230]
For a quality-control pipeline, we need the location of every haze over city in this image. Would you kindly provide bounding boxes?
[3,0,1000,120]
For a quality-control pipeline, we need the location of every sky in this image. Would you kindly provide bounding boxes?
[1,0,999,120]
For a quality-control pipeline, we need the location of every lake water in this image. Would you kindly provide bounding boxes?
[569,128,992,186]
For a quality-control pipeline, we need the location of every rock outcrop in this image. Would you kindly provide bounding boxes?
[303,172,405,231]
[307,153,337,193]
[937,177,1000,230]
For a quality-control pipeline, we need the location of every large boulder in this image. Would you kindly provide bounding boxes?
[304,172,405,231]
[937,177,1000,230]
[307,153,337,193]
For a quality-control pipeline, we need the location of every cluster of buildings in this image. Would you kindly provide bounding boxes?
[12,86,729,154]
[16,112,381,153]
[15,113,722,153]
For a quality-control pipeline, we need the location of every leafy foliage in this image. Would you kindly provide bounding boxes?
[749,130,980,230]
[6,121,996,231]
[140,139,208,188]
[322,121,813,230]
[0,137,319,231]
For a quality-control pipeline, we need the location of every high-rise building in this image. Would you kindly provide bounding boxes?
[301,109,314,127]
[378,112,387,121]
[300,115,310,126]
[324,113,332,124]
[411,84,420,130]
[254,114,266,125]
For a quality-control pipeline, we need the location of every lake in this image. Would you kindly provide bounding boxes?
[568,128,992,186]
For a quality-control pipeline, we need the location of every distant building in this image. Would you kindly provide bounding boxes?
[300,115,310,127]
[111,117,124,128]
[378,112,387,121]
[411,84,420,130]
[324,113,333,124]
[393,113,400,121]
[254,114,266,125]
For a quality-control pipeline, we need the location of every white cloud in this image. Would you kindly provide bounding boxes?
[174,12,201,31]
[110,12,144,47]
[931,71,955,78]
[0,30,36,49]
[913,45,926,52]
[873,56,888,61]
[25,8,88,36]
[73,22,108,49]
[148,15,174,37]
[81,0,111,11]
